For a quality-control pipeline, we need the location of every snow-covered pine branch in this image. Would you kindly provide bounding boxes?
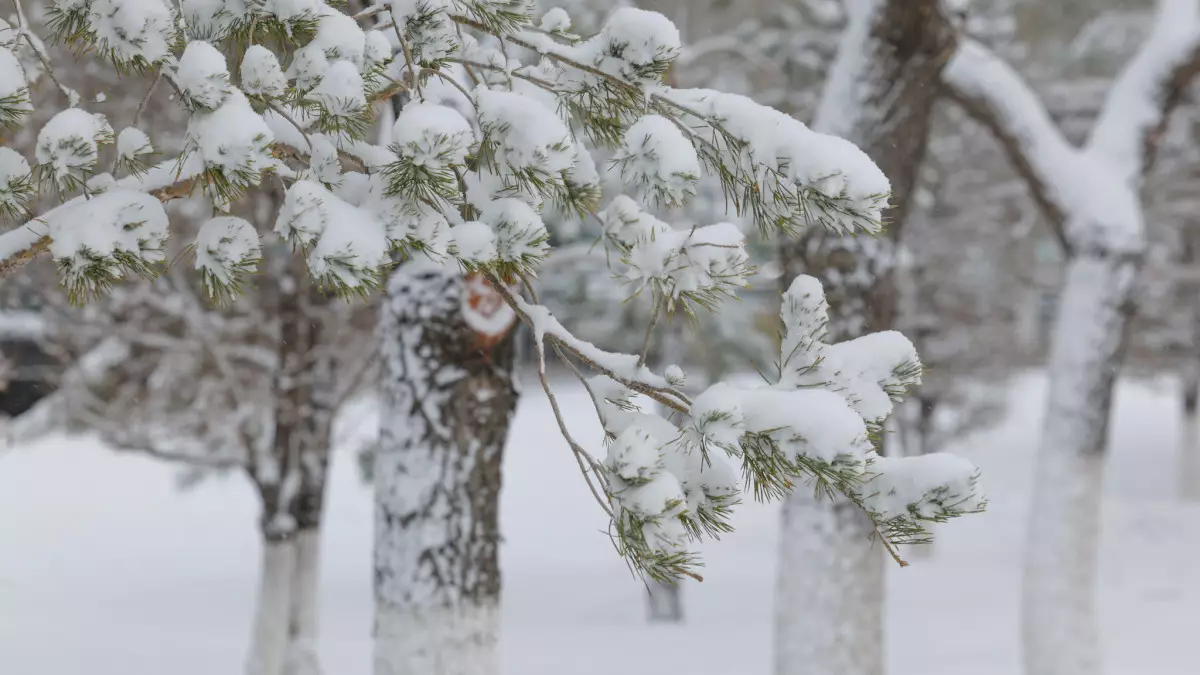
[1,0,986,582]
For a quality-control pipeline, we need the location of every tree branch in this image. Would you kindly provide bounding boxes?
[1084,0,1200,181]
[941,39,1072,250]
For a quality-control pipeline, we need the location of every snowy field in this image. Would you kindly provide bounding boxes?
[1,372,1197,675]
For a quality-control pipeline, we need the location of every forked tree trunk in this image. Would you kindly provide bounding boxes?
[1023,252,1138,675]
[374,262,517,675]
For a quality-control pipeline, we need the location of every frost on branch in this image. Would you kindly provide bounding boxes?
[669,88,891,235]
[474,86,582,208]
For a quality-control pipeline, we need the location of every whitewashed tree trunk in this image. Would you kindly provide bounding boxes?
[647,316,685,623]
[248,538,298,675]
[1180,367,1200,500]
[374,262,517,675]
[774,495,883,675]
[284,529,323,675]
[1023,253,1137,675]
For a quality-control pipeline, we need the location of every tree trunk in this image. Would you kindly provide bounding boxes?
[251,245,331,675]
[248,537,298,675]
[283,529,323,675]
[1023,252,1137,675]
[1180,360,1200,501]
[1180,230,1200,501]
[915,395,936,457]
[903,396,939,561]
[774,3,954,672]
[373,261,517,675]
[647,315,686,623]
[774,497,883,675]
[284,288,336,675]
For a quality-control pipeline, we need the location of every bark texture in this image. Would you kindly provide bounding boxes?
[774,3,955,674]
[374,262,517,675]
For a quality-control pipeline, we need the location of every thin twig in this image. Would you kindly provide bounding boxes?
[353,4,387,20]
[528,320,613,518]
[485,270,692,412]
[420,67,474,104]
[455,24,481,86]
[386,9,424,101]
[268,102,314,151]
[131,71,162,129]
[875,531,909,568]
[12,0,75,103]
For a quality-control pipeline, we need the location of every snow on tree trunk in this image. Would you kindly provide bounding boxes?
[647,316,685,623]
[1023,253,1137,675]
[774,496,883,675]
[374,262,517,675]
[284,529,323,675]
[775,2,954,673]
[941,6,1200,672]
[248,538,298,675]
[646,581,684,622]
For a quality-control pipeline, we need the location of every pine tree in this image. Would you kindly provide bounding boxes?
[0,2,987,673]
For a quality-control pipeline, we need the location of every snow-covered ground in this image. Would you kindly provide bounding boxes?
[1,372,1197,675]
